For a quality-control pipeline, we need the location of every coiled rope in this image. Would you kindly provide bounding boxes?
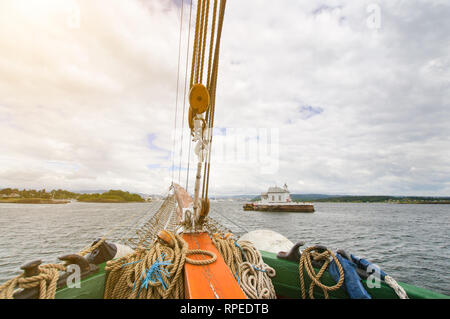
[104,232,276,299]
[0,238,106,299]
[0,264,65,299]
[104,232,215,299]
[299,246,345,299]
[212,235,277,299]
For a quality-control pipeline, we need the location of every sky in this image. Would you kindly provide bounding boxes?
[0,0,449,196]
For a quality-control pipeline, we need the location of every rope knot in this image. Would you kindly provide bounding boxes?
[137,253,172,294]
[311,250,331,262]
[251,265,266,273]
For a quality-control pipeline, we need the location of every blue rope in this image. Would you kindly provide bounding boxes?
[121,259,143,268]
[234,241,247,262]
[252,265,266,273]
[134,253,172,297]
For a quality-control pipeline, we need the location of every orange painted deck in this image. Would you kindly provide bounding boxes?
[183,232,247,299]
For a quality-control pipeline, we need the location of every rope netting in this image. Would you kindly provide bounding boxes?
[124,195,178,249]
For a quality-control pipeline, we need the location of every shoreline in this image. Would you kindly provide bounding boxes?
[0,198,70,204]
[0,198,149,204]
[77,200,147,203]
[292,201,450,205]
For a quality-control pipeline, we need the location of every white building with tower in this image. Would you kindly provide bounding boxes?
[260,184,292,204]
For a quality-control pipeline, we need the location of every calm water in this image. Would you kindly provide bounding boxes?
[0,201,449,295]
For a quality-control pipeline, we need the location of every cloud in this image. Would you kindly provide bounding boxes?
[0,0,449,196]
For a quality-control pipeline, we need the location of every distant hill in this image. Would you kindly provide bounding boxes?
[295,195,450,203]
[212,195,257,201]
[76,190,109,194]
[251,194,450,203]
[290,194,340,201]
[250,194,339,202]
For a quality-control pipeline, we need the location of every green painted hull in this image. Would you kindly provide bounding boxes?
[260,251,449,299]
[54,250,449,299]
[56,263,106,299]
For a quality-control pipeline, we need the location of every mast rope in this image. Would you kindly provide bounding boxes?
[185,0,227,226]
[199,0,210,84]
[202,0,226,201]
[190,0,202,87]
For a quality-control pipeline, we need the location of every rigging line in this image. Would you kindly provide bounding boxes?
[171,0,185,182]
[178,0,194,184]
[186,0,198,193]
[92,190,168,245]
[195,0,206,84]
[118,199,163,243]
[202,74,216,199]
[202,0,218,200]
[199,0,210,84]
[192,0,210,220]
[213,207,249,233]
[203,0,225,196]
[207,0,218,90]
[186,137,192,192]
[118,187,172,243]
[201,97,214,199]
[205,0,227,200]
[191,0,203,87]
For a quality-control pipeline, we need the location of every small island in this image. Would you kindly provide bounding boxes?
[77,190,145,203]
[0,188,147,204]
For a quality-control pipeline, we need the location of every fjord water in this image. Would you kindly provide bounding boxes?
[0,201,448,295]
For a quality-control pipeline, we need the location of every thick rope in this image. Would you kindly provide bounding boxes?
[299,246,345,299]
[202,0,226,201]
[186,249,217,265]
[104,232,216,299]
[77,237,106,256]
[206,0,218,90]
[385,275,409,299]
[104,231,275,300]
[0,233,108,299]
[212,235,277,299]
[199,0,210,84]
[0,261,67,299]
[104,239,185,299]
[0,234,110,299]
